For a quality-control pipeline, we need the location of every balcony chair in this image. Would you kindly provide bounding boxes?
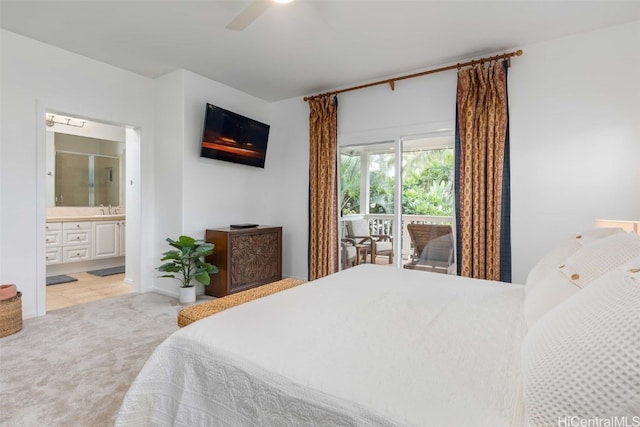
[406,223,454,273]
[341,238,357,270]
[345,219,393,264]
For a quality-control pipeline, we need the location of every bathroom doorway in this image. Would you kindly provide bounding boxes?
[43,113,131,311]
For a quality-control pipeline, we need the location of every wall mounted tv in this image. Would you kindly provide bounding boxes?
[200,103,270,168]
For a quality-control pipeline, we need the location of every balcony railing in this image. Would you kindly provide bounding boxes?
[341,214,452,260]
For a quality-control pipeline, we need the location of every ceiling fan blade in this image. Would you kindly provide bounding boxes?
[226,0,272,31]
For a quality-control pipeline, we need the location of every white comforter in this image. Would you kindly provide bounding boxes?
[116,264,527,426]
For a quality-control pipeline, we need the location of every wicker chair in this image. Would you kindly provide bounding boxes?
[345,219,393,264]
[406,223,454,273]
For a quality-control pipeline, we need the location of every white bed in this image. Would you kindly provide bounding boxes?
[116,229,640,426]
[117,264,527,426]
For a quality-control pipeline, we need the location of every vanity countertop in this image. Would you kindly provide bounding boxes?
[46,215,126,223]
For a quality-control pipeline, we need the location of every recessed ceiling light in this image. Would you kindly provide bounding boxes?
[273,0,293,4]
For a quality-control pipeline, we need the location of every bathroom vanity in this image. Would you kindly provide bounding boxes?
[46,215,125,266]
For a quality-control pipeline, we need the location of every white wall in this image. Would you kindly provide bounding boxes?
[509,21,640,282]
[0,30,155,317]
[157,72,311,286]
[153,71,312,288]
[338,70,457,137]
[152,70,280,297]
[268,97,310,280]
[181,70,272,234]
[152,70,186,296]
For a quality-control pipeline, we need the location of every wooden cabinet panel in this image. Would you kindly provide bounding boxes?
[205,226,282,297]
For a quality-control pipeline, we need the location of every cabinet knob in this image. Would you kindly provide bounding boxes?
[76,224,80,228]
[77,236,81,240]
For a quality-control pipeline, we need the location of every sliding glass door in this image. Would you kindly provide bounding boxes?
[338,133,454,273]
[339,141,396,269]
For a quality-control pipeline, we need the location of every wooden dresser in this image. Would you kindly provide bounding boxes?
[205,226,282,297]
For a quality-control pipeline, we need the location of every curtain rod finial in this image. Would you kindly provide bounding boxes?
[515,49,523,56]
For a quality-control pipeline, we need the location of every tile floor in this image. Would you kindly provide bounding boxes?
[46,272,133,311]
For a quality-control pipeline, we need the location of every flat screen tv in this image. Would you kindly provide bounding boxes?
[200,103,270,168]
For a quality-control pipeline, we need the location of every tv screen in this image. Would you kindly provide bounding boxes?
[200,103,270,168]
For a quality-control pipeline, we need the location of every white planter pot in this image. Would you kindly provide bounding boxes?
[179,286,196,304]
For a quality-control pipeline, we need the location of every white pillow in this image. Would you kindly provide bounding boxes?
[522,259,640,425]
[558,231,640,288]
[524,231,640,328]
[525,227,625,288]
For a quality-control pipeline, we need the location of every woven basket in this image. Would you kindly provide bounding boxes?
[0,292,22,338]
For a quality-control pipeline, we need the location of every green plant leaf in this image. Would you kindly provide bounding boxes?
[160,250,181,261]
[194,271,210,285]
[177,235,196,246]
[194,244,214,257]
[157,263,181,273]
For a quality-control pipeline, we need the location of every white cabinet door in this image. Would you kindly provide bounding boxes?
[93,221,119,259]
[119,221,126,256]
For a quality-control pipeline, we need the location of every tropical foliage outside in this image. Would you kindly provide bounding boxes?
[340,148,454,217]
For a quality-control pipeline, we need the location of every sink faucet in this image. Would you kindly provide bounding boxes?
[99,204,106,215]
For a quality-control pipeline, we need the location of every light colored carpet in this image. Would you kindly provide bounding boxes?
[0,292,183,426]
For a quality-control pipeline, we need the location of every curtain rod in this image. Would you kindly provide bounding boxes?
[303,49,523,102]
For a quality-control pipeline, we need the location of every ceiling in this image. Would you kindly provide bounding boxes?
[2,1,639,102]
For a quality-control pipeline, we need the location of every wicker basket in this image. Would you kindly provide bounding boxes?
[0,292,22,338]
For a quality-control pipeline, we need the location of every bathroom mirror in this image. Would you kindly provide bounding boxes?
[47,132,125,207]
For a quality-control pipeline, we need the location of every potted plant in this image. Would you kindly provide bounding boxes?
[158,235,218,304]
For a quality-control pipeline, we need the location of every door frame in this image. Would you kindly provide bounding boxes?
[36,102,141,316]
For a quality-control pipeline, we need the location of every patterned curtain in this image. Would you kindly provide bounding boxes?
[454,60,512,282]
[308,96,338,280]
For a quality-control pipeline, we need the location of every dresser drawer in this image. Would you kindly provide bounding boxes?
[45,247,63,265]
[45,222,62,232]
[63,245,91,263]
[63,221,91,230]
[63,228,91,246]
[45,230,63,247]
